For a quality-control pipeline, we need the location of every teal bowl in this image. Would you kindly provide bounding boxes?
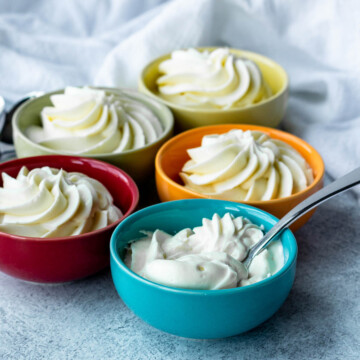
[110,199,297,339]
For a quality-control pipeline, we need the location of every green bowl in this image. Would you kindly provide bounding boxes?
[139,47,289,131]
[13,87,174,181]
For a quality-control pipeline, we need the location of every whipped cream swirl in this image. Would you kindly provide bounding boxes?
[0,166,122,238]
[157,48,272,109]
[181,130,314,201]
[26,87,164,154]
[125,213,283,290]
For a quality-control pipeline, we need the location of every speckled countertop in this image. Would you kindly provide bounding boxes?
[0,176,359,360]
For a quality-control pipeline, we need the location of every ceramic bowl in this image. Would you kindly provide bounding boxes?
[155,124,324,231]
[0,155,139,283]
[139,47,288,131]
[12,87,174,182]
[110,199,297,339]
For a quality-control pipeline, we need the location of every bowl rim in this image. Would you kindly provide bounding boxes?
[0,155,139,242]
[139,47,289,113]
[13,86,174,157]
[110,199,298,295]
[155,124,325,206]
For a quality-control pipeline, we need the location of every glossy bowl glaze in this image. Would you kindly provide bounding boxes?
[0,155,139,283]
[12,87,174,182]
[139,47,288,131]
[155,124,324,231]
[110,199,297,339]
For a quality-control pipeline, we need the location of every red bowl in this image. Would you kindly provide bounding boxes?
[0,155,139,283]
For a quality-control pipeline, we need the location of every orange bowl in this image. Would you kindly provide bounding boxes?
[155,124,324,231]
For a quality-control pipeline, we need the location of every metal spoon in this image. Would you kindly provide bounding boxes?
[0,91,44,144]
[242,166,360,273]
[0,92,44,160]
[0,95,5,135]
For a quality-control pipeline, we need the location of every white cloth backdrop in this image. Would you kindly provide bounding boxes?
[1,0,359,193]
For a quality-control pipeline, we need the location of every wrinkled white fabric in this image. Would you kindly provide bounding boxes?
[0,0,359,194]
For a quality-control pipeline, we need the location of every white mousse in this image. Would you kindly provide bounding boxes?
[27,87,164,154]
[157,48,272,109]
[181,130,314,201]
[0,166,122,238]
[125,213,284,290]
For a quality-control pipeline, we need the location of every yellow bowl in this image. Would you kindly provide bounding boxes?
[139,48,289,131]
[155,124,324,231]
[13,87,174,182]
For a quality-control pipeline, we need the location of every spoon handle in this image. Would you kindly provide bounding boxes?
[244,166,360,267]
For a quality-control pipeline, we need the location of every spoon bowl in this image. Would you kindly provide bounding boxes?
[0,95,5,131]
[0,91,44,144]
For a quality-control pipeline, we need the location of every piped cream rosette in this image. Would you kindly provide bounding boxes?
[0,166,122,238]
[157,48,272,109]
[26,87,164,154]
[180,130,314,201]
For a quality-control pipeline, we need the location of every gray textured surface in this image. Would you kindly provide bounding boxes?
[0,178,359,360]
